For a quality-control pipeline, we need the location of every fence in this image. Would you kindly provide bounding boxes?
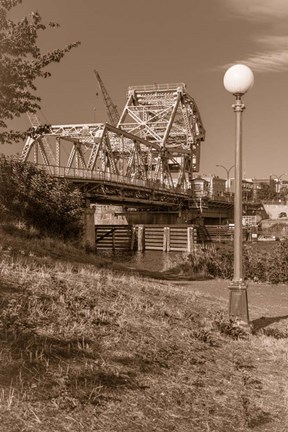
[95,225,197,252]
[95,224,246,252]
[95,225,135,250]
[197,225,247,243]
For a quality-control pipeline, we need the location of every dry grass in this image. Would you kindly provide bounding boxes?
[0,225,288,431]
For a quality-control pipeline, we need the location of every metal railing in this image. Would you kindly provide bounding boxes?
[37,164,236,203]
[37,164,190,196]
[128,83,186,93]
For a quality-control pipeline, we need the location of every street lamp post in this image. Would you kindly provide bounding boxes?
[223,64,254,325]
[270,173,287,195]
[216,164,235,192]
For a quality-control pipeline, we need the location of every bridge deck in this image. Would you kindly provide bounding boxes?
[44,164,188,196]
[38,164,233,214]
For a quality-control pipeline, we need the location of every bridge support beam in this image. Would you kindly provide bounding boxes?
[83,206,96,251]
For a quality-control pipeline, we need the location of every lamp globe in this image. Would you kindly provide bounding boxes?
[223,64,254,95]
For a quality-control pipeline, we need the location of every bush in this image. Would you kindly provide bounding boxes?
[183,245,234,280]
[244,241,288,283]
[244,244,268,282]
[0,155,84,239]
[205,245,234,279]
[181,241,288,284]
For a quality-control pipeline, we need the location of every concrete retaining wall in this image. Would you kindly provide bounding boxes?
[262,204,288,220]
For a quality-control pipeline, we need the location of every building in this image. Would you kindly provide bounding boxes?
[192,175,226,199]
[232,178,254,201]
[202,175,226,199]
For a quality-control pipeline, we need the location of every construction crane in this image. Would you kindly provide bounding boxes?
[93,70,120,126]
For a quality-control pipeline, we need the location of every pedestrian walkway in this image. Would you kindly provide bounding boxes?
[170,279,288,324]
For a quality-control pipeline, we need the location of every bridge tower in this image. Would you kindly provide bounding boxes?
[117,83,205,188]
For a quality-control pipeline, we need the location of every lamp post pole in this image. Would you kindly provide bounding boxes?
[233,95,245,286]
[224,64,254,325]
[216,164,235,192]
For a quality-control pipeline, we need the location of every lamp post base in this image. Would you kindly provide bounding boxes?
[228,280,249,325]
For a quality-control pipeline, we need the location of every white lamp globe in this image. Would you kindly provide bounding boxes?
[223,64,254,95]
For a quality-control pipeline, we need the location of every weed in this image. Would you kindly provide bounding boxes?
[212,312,250,340]
[191,328,216,346]
[262,328,288,339]
[0,385,16,410]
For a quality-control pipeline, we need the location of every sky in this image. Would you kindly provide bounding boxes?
[3,0,288,180]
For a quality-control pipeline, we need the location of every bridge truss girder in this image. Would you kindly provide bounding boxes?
[20,122,197,190]
[20,82,205,190]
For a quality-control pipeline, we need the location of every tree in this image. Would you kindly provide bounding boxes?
[0,155,84,239]
[0,0,80,144]
[256,182,277,201]
[279,186,288,202]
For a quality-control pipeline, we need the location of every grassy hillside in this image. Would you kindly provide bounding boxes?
[0,225,288,431]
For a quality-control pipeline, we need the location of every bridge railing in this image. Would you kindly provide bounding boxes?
[37,164,189,195]
[128,83,186,93]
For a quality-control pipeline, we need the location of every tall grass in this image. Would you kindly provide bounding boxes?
[1,226,288,431]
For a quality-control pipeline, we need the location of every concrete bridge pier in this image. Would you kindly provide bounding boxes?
[82,205,96,251]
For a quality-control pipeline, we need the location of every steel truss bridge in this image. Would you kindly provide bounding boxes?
[20,82,232,218]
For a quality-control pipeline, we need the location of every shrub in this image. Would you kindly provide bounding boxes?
[0,155,84,239]
[183,245,234,280]
[265,240,288,284]
[244,245,268,282]
[205,245,234,279]
[244,241,288,284]
[179,241,288,284]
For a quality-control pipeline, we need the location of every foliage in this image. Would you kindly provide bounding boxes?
[256,182,277,201]
[243,244,269,282]
[0,155,84,238]
[171,240,288,284]
[244,241,288,283]
[279,186,288,201]
[0,0,80,143]
[178,245,234,280]
[205,245,234,279]
[26,123,52,139]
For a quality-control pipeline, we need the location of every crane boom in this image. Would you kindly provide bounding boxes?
[93,70,120,126]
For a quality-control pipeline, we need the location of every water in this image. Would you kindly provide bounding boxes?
[96,250,185,273]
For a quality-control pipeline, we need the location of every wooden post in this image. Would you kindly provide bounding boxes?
[137,225,145,252]
[165,227,171,252]
[163,227,167,252]
[187,226,195,253]
[112,229,115,251]
[95,227,97,251]
[131,226,136,251]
